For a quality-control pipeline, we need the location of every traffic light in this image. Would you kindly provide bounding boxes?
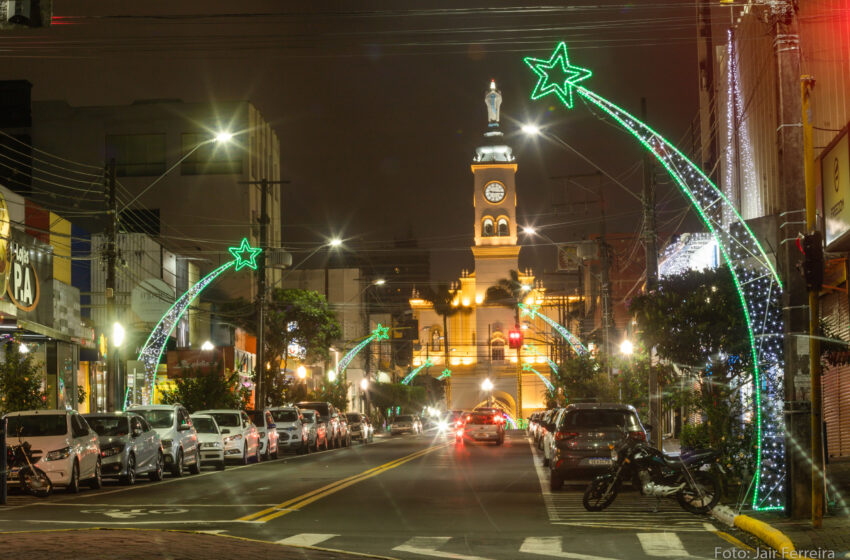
[797,231,824,291]
[508,326,523,349]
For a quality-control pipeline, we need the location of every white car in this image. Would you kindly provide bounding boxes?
[196,409,260,464]
[390,414,420,435]
[246,408,280,460]
[269,406,310,453]
[190,414,226,471]
[542,409,566,467]
[127,404,201,477]
[3,410,102,493]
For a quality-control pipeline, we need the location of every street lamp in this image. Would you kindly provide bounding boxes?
[360,378,369,391]
[18,342,28,354]
[329,238,343,248]
[112,322,126,409]
[482,378,494,407]
[201,340,215,351]
[296,365,307,380]
[327,369,337,382]
[619,339,634,355]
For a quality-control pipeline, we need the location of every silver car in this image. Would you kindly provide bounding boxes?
[269,406,309,454]
[84,413,164,485]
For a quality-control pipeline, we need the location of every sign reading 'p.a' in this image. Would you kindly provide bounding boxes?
[6,241,39,311]
[823,128,850,248]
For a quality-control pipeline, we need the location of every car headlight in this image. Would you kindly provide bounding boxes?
[224,434,243,443]
[203,442,222,449]
[160,439,173,450]
[101,444,125,458]
[46,447,71,461]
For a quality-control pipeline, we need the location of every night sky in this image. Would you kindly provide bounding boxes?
[0,0,705,283]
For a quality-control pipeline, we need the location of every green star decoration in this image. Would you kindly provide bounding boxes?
[424,358,434,367]
[228,238,263,271]
[373,324,390,341]
[524,41,592,109]
[522,363,534,372]
[520,303,540,317]
[438,368,452,380]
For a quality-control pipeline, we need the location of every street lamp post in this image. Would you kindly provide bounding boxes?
[482,378,494,407]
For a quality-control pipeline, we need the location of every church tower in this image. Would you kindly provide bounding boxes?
[471,80,520,295]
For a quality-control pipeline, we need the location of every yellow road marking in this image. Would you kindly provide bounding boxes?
[714,530,756,553]
[237,444,446,523]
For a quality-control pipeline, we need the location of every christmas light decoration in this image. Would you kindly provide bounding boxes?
[525,42,785,510]
[519,302,588,356]
[338,324,391,376]
[522,343,559,375]
[437,368,452,380]
[402,358,433,385]
[522,363,555,393]
[136,239,262,405]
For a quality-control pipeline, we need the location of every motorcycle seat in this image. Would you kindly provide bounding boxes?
[679,449,718,465]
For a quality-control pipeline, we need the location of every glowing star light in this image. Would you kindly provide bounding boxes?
[228,238,262,271]
[373,324,390,341]
[524,42,592,109]
[438,368,452,380]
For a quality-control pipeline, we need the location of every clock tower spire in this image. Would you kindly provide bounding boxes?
[471,80,520,290]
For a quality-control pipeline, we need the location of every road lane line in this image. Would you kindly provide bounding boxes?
[519,536,620,560]
[240,444,446,523]
[712,531,756,553]
[238,445,440,521]
[636,533,691,557]
[254,444,446,523]
[393,536,493,560]
[276,533,338,546]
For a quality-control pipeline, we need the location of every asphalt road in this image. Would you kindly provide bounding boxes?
[0,430,754,559]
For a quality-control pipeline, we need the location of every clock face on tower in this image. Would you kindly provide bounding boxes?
[484,182,506,203]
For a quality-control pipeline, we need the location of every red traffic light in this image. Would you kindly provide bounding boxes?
[508,327,523,349]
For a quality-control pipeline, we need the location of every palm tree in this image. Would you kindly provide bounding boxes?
[422,283,469,407]
[485,269,525,325]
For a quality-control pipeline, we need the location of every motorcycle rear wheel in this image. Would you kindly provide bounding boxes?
[19,467,52,498]
[677,471,721,514]
[582,476,618,511]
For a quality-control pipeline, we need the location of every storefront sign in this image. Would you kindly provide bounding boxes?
[7,241,40,311]
[166,347,235,378]
[822,127,850,248]
[0,191,9,298]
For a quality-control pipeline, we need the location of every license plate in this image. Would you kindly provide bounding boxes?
[588,458,612,466]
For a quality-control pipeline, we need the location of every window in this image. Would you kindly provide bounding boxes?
[497,218,509,236]
[491,340,505,361]
[482,218,495,237]
[71,415,87,438]
[106,134,166,177]
[180,133,242,175]
[130,416,143,434]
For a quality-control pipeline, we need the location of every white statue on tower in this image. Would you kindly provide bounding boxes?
[485,79,502,125]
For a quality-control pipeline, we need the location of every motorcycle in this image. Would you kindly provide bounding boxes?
[6,439,53,498]
[582,430,720,514]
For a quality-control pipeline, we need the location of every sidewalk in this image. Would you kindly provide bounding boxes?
[0,528,392,559]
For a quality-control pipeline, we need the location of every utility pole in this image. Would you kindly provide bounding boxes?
[771,6,810,518]
[642,98,661,448]
[239,179,286,409]
[104,158,118,412]
[598,184,613,380]
[696,0,719,181]
[801,75,824,528]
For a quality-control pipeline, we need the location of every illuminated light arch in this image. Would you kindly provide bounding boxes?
[401,358,433,385]
[519,302,589,357]
[524,42,785,510]
[337,324,390,376]
[135,238,262,406]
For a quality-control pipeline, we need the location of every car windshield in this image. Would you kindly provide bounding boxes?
[85,416,129,437]
[209,413,240,427]
[135,410,174,429]
[6,415,67,437]
[298,403,329,417]
[246,411,263,425]
[346,413,361,423]
[395,415,413,422]
[271,410,298,423]
[191,417,219,434]
[301,411,316,423]
[562,410,640,430]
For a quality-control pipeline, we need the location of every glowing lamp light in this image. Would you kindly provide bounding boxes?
[112,323,126,347]
[521,284,531,292]
[522,226,536,235]
[19,342,29,354]
[521,124,540,136]
[201,340,215,351]
[329,238,343,248]
[214,131,233,143]
[327,369,337,382]
[374,278,386,285]
[296,365,307,379]
[482,378,494,391]
[360,378,369,390]
[620,340,634,355]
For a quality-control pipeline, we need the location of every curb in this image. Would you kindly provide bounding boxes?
[710,505,796,559]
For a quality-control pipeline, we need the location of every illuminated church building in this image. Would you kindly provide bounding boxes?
[410,81,565,420]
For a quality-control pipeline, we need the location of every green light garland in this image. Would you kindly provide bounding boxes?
[519,302,588,356]
[338,324,391,376]
[522,362,555,393]
[402,358,433,385]
[524,42,786,510]
[437,368,452,380]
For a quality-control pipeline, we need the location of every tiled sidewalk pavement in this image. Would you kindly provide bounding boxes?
[0,529,388,560]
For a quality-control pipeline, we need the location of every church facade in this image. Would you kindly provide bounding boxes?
[410,82,566,421]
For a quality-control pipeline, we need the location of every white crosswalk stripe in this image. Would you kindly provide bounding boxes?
[637,533,690,557]
[519,537,620,560]
[393,536,493,560]
[276,533,338,547]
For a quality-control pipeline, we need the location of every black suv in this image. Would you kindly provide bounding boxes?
[548,403,647,490]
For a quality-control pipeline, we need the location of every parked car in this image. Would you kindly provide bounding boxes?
[389,414,419,435]
[4,410,102,492]
[548,403,648,490]
[345,412,373,443]
[189,414,226,470]
[128,404,201,477]
[456,410,505,445]
[337,413,352,447]
[300,409,328,451]
[84,412,164,484]
[296,401,341,448]
[541,408,566,467]
[269,406,309,454]
[528,411,542,441]
[536,409,557,450]
[246,408,280,460]
[196,409,260,464]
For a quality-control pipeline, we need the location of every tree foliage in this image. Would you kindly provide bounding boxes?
[485,269,524,323]
[160,363,250,413]
[0,342,47,415]
[369,382,426,416]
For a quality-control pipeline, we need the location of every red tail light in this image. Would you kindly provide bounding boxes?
[456,420,463,428]
[628,431,646,441]
[554,431,579,441]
